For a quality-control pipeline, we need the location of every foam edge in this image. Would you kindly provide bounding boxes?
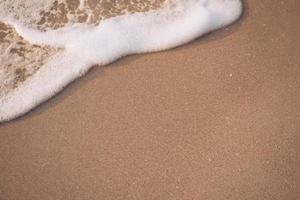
[0,0,243,122]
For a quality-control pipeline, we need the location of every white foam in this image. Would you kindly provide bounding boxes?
[79,0,86,10]
[0,0,243,122]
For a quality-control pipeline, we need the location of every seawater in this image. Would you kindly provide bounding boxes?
[0,0,243,122]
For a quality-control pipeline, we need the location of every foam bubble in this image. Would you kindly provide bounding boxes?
[0,0,243,122]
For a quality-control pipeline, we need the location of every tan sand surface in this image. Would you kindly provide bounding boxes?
[0,0,299,199]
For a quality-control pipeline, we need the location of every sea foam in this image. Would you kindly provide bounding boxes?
[0,0,243,122]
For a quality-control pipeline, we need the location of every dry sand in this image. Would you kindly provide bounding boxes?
[0,0,299,199]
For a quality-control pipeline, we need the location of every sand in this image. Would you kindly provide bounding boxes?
[0,0,299,199]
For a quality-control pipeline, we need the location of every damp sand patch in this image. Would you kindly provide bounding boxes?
[0,0,243,122]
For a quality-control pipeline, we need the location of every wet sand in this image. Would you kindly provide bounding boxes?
[0,0,299,199]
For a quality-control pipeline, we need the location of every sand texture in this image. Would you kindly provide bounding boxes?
[0,0,300,199]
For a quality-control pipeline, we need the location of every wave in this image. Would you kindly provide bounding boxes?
[0,0,243,122]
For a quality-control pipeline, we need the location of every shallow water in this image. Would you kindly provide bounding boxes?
[0,0,242,122]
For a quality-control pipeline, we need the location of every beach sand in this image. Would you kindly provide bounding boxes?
[0,0,299,199]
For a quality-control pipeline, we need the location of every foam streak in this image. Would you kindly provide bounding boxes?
[0,0,243,122]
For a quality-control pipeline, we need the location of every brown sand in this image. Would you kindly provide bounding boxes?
[0,0,299,199]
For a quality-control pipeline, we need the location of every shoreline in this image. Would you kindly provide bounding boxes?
[0,0,299,199]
